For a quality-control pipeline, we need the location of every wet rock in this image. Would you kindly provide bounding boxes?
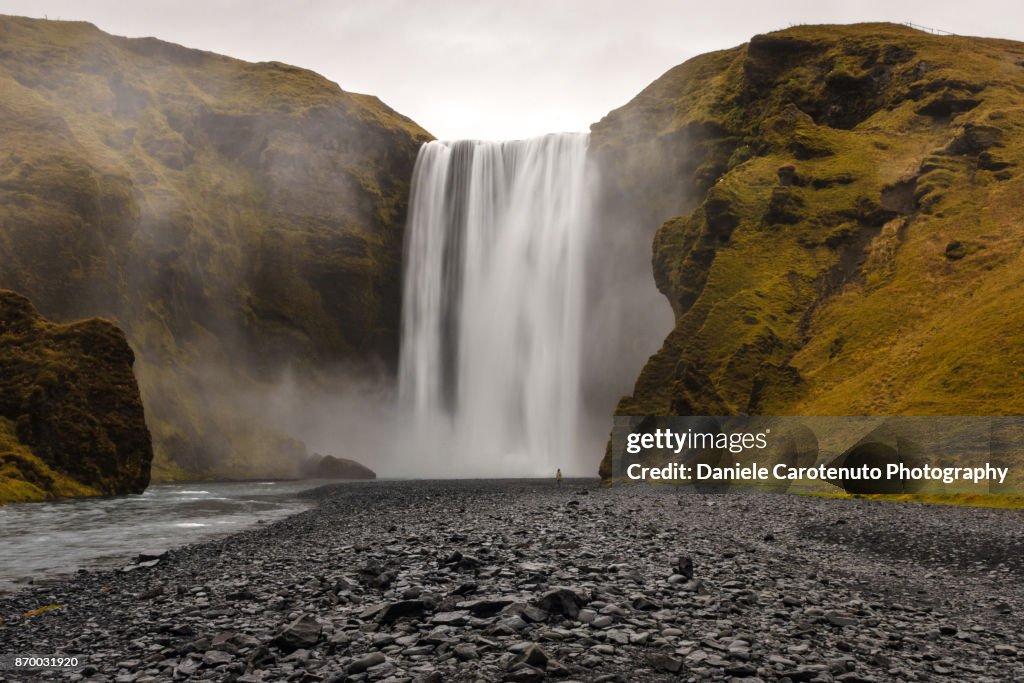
[272,614,322,653]
[781,665,829,682]
[631,595,659,611]
[452,581,478,596]
[453,642,479,660]
[136,550,167,563]
[535,588,588,619]
[726,662,758,676]
[457,597,516,617]
[136,584,163,600]
[511,644,551,668]
[375,599,427,624]
[503,602,549,623]
[652,653,683,673]
[358,562,396,589]
[431,610,470,626]
[202,650,233,667]
[348,651,386,673]
[225,588,256,601]
[503,665,546,682]
[837,674,881,683]
[675,555,694,580]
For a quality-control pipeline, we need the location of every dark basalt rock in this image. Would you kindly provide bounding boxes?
[272,614,322,653]
[534,587,589,620]
[306,453,377,480]
[374,600,427,624]
[675,555,695,580]
[2,480,1024,681]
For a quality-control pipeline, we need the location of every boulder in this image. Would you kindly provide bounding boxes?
[307,454,376,480]
[271,614,322,653]
[0,290,152,502]
[534,587,589,620]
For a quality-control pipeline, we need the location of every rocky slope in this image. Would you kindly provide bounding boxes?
[0,15,431,479]
[0,290,152,502]
[594,23,1024,477]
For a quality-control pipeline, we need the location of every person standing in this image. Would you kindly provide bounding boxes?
[556,468,563,489]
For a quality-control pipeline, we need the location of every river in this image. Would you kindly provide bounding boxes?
[0,481,319,593]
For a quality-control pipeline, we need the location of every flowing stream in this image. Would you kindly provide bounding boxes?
[0,481,315,592]
[398,134,594,476]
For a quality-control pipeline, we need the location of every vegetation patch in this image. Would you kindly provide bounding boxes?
[595,23,1024,483]
[0,15,432,480]
[0,290,151,503]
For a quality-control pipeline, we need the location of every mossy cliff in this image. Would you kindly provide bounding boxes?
[0,290,152,502]
[595,23,1024,477]
[0,15,431,479]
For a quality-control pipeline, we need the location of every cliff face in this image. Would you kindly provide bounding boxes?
[595,24,1024,477]
[0,15,432,478]
[0,290,152,502]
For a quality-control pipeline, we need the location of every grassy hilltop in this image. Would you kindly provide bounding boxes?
[0,15,431,480]
[595,23,1024,477]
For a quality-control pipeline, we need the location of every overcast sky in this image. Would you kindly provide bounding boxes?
[1,1,1022,140]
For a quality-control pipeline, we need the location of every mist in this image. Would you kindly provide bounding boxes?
[0,12,680,482]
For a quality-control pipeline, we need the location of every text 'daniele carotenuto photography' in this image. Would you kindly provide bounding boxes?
[1,1,1023,681]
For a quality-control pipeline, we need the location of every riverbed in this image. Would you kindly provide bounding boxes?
[1,480,1022,681]
[0,481,317,593]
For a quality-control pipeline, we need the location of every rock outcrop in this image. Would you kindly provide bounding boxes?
[0,290,152,502]
[0,15,432,479]
[305,453,376,480]
[595,23,1024,477]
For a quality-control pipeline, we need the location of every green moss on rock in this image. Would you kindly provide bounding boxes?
[0,290,152,502]
[0,15,432,478]
[594,23,1024,477]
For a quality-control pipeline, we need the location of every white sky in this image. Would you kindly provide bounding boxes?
[1,1,1022,140]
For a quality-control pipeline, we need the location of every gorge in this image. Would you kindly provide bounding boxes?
[2,16,1024,497]
[3,11,1024,681]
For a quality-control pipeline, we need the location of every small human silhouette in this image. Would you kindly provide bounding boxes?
[555,468,563,489]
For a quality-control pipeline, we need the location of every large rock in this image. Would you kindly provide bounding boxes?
[534,587,589,620]
[0,15,431,481]
[0,290,152,502]
[307,453,376,480]
[271,614,322,653]
[596,23,1024,478]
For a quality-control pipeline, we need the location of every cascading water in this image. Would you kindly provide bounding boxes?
[398,133,593,477]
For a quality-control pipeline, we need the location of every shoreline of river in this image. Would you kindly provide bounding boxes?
[1,480,1023,681]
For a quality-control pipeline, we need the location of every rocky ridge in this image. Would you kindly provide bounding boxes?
[593,23,1024,477]
[0,14,431,480]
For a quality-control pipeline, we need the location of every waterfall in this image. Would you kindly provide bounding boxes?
[398,133,593,477]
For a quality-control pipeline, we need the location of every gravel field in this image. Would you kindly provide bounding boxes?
[1,480,1022,682]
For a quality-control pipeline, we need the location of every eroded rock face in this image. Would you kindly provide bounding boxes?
[593,23,1024,478]
[0,290,152,502]
[0,16,432,479]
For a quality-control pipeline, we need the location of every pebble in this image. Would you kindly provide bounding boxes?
[0,480,1022,682]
